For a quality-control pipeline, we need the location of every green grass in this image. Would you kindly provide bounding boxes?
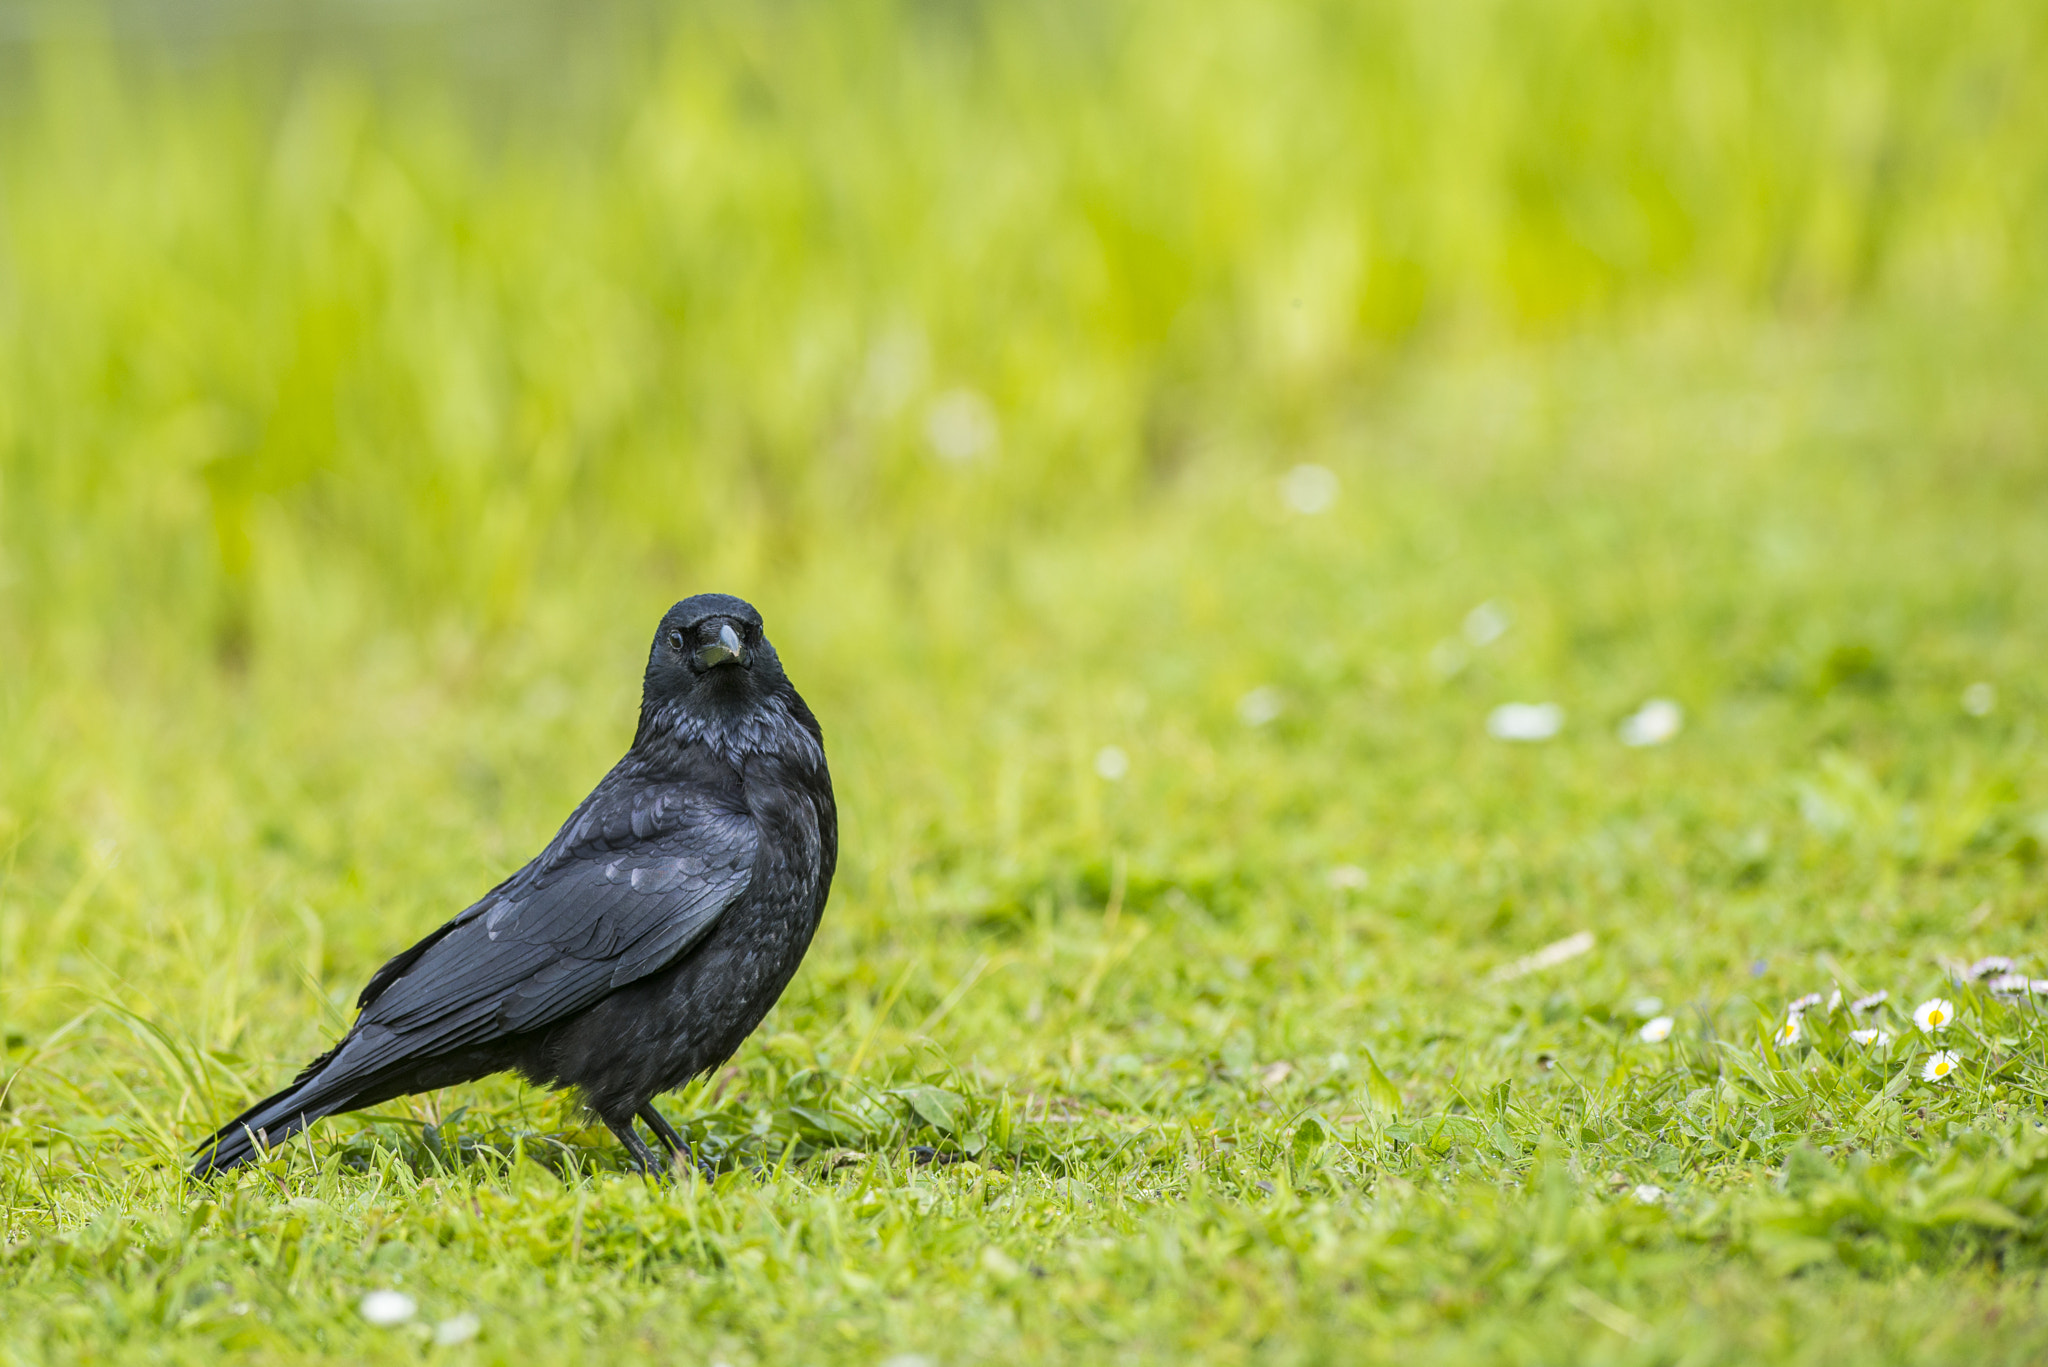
[5,1,2048,1362]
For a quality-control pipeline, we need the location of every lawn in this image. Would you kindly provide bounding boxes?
[4,1,2048,1362]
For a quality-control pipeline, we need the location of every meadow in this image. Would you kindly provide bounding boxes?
[4,1,2048,1361]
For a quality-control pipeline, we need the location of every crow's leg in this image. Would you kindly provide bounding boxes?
[639,1103,714,1180]
[602,1115,665,1179]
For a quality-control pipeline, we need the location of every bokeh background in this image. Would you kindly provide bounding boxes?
[4,0,2048,1194]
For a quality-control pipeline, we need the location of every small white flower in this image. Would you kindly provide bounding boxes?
[1238,687,1284,727]
[1774,1015,1803,1046]
[1922,1050,1961,1082]
[1826,989,1842,1012]
[1987,973,2031,998]
[1967,956,2016,980]
[359,1291,417,1327]
[1618,699,1684,747]
[434,1315,481,1346]
[1463,601,1511,647]
[1631,1184,1665,1205]
[1850,990,1888,1014]
[1961,682,1996,716]
[1279,463,1340,515]
[1913,998,1956,1033]
[1487,702,1564,742]
[1849,1028,1893,1047]
[1786,993,1823,1015]
[1326,864,1369,891]
[1093,745,1129,781]
[1638,1016,1675,1043]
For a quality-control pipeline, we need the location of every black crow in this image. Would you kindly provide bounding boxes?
[191,593,836,1178]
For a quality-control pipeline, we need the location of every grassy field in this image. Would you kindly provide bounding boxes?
[5,1,2048,1362]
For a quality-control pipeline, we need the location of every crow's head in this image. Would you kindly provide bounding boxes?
[640,593,792,727]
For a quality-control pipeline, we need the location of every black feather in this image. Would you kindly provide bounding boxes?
[191,594,837,1178]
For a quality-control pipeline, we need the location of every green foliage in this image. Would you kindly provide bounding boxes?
[5,1,2048,1362]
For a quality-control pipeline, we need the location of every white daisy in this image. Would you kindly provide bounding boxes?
[1487,702,1564,742]
[1986,973,2030,998]
[1922,1050,1960,1082]
[1849,990,1888,1013]
[1631,1184,1664,1205]
[1786,993,1823,1014]
[1967,956,2015,980]
[1638,1016,1674,1044]
[1617,699,1684,748]
[1774,1015,1803,1046]
[1913,998,1956,1033]
[434,1315,481,1346]
[1848,1028,1893,1047]
[360,1291,417,1327]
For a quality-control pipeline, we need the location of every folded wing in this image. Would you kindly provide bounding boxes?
[336,784,757,1075]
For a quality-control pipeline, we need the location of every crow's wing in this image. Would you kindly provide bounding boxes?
[335,783,757,1073]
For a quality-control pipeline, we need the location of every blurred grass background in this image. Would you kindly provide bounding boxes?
[8,0,2039,987]
[5,1,2048,1361]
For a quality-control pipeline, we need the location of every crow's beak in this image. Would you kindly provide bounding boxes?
[695,622,746,670]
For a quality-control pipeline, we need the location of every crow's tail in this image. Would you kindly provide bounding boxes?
[188,1085,332,1176]
[190,1040,361,1178]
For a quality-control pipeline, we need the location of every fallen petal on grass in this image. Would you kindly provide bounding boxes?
[1490,931,1595,982]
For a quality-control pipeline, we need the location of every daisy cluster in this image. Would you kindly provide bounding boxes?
[1635,955,2036,1085]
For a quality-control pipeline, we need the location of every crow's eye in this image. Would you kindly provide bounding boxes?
[667,630,685,652]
